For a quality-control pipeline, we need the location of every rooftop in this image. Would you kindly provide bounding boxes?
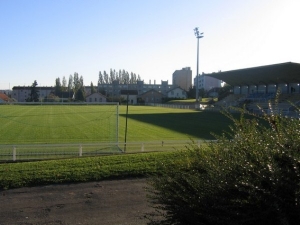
[207,62,300,86]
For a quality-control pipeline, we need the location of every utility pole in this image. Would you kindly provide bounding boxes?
[124,82,129,152]
[194,27,204,102]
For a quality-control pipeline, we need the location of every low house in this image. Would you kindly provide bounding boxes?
[139,89,165,104]
[0,93,10,103]
[167,87,187,99]
[120,90,138,104]
[85,92,107,103]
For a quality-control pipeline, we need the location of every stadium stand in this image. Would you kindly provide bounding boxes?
[207,62,300,117]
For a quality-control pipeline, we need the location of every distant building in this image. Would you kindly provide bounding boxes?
[139,89,165,104]
[85,92,107,103]
[12,86,54,102]
[0,92,10,103]
[12,78,180,103]
[172,67,192,91]
[0,90,12,96]
[97,80,174,99]
[120,90,138,104]
[167,87,187,99]
[194,73,222,91]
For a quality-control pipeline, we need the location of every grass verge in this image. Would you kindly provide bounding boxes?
[0,151,180,190]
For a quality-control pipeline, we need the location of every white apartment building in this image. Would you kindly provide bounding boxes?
[12,86,54,102]
[194,73,222,91]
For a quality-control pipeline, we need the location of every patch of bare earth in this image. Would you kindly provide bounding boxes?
[0,178,155,225]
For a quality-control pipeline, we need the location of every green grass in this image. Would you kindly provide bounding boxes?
[0,104,118,144]
[118,106,232,141]
[0,105,236,189]
[0,104,235,161]
[0,106,239,189]
[0,105,233,145]
[0,151,180,190]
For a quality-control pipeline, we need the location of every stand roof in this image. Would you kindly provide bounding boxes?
[207,62,300,86]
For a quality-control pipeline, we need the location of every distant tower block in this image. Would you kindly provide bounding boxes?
[172,67,192,91]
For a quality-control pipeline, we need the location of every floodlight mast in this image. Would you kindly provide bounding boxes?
[194,27,204,103]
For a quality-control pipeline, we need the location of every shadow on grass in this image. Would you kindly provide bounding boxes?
[120,111,233,140]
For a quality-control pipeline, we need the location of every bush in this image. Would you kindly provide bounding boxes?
[147,106,300,225]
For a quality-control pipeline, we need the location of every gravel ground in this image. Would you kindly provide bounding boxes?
[0,178,155,225]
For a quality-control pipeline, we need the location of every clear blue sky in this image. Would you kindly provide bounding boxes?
[1,0,299,90]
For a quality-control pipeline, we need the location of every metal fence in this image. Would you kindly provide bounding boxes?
[0,140,204,162]
[147,103,193,109]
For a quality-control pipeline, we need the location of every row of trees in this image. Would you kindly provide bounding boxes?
[98,69,141,85]
[24,68,142,102]
[54,72,86,101]
[53,69,142,101]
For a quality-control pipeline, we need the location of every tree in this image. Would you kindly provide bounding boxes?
[97,69,142,85]
[73,72,80,91]
[118,69,122,82]
[72,73,85,101]
[68,74,74,98]
[75,88,85,101]
[120,70,130,84]
[54,77,62,96]
[115,70,119,82]
[79,75,84,88]
[130,72,137,84]
[137,74,141,81]
[98,71,104,85]
[62,76,67,92]
[103,71,109,84]
[26,80,39,102]
[120,69,126,84]
[125,72,129,84]
[44,92,59,102]
[147,101,300,225]
[199,88,206,98]
[90,82,96,94]
[187,86,196,98]
[109,69,115,83]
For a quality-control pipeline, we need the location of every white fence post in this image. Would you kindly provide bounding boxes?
[197,140,201,148]
[79,144,82,157]
[141,143,144,152]
[13,146,16,161]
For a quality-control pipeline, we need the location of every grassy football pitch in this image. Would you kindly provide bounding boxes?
[0,104,118,145]
[118,106,232,142]
[0,104,233,145]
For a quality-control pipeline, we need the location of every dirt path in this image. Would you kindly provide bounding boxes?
[0,178,154,225]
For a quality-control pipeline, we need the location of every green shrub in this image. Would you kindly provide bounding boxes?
[147,106,300,225]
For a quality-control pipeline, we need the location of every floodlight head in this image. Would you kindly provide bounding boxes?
[194,27,199,37]
[194,27,203,39]
[194,27,204,38]
[199,32,204,38]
